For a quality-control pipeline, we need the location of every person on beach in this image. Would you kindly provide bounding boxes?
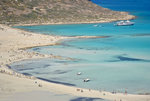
[99,89,102,93]
[38,84,42,87]
[125,89,127,95]
[112,90,115,94]
[124,89,127,95]
[76,88,80,91]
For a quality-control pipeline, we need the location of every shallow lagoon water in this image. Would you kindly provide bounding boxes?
[11,35,150,93]
[12,0,150,94]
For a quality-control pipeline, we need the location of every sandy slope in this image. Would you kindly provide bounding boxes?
[0,24,150,101]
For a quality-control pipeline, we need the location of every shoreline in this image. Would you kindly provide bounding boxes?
[0,24,150,101]
[11,15,135,26]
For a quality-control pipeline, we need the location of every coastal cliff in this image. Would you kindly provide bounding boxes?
[0,0,135,25]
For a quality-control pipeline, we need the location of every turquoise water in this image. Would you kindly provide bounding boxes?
[12,0,150,94]
[15,19,150,36]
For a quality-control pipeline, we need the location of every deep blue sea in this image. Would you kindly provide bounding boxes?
[12,0,150,94]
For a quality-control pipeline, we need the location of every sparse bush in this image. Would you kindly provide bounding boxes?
[0,0,134,25]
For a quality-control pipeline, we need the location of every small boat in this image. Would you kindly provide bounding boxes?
[115,20,134,26]
[93,24,98,27]
[77,72,82,75]
[83,78,90,82]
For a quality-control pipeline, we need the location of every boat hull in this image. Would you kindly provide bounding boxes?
[116,23,134,26]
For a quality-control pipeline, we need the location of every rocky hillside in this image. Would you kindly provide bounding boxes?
[0,0,134,25]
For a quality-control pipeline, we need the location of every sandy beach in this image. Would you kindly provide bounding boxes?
[0,24,150,101]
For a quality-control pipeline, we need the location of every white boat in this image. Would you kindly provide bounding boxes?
[83,78,90,82]
[115,20,134,26]
[77,72,82,75]
[93,24,98,27]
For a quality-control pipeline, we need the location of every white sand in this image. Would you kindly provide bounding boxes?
[0,24,150,101]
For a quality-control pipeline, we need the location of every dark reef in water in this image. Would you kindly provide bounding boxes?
[37,77,76,86]
[43,64,51,68]
[108,56,150,62]
[117,56,144,61]
[33,47,40,51]
[31,72,49,75]
[117,56,150,62]
[6,64,11,69]
[17,68,34,71]
[53,70,70,74]
[22,73,32,76]
[70,97,103,101]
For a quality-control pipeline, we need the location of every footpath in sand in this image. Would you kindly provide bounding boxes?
[0,24,150,101]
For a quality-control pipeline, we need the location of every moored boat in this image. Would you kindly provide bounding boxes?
[83,78,90,82]
[77,72,82,75]
[115,20,134,26]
